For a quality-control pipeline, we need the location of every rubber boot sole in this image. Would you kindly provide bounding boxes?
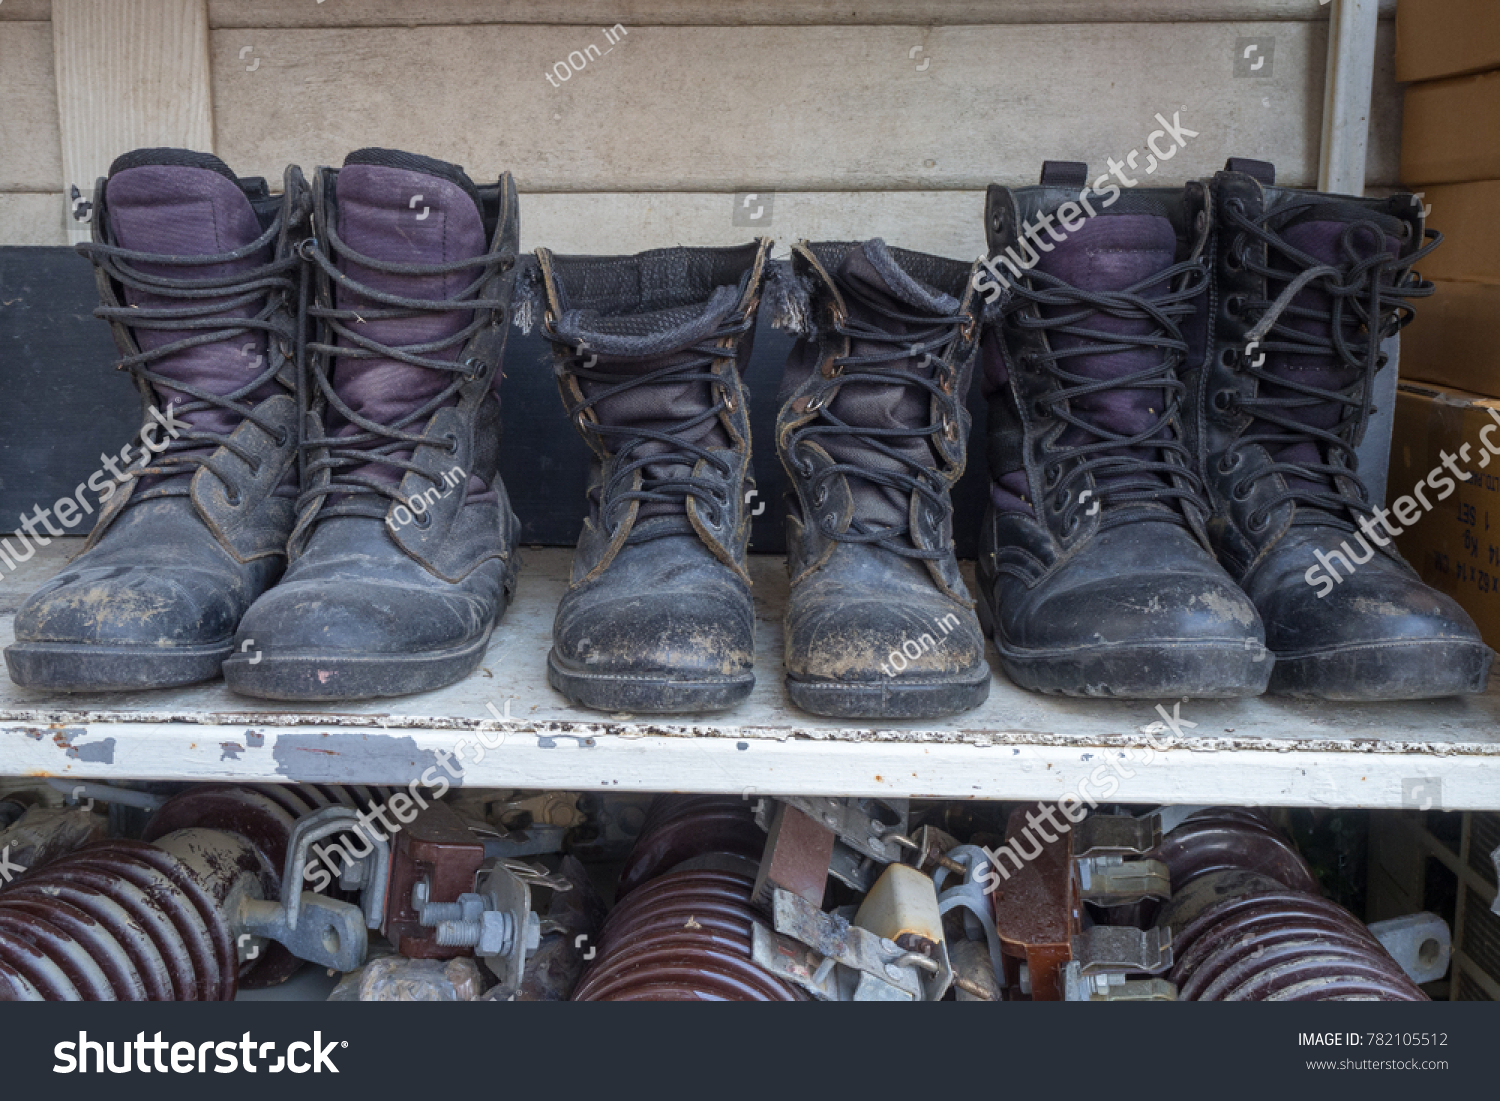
[979,595,1272,699]
[1269,638,1493,701]
[222,629,493,702]
[5,638,232,692]
[547,650,754,714]
[785,662,991,720]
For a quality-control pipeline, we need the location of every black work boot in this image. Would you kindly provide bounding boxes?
[529,242,771,713]
[770,240,990,718]
[6,150,309,691]
[975,162,1269,698]
[223,149,521,701]
[1194,158,1490,699]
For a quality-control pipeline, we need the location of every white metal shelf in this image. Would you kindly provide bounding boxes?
[1,542,1497,809]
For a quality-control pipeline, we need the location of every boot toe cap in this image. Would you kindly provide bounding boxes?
[786,597,986,683]
[15,565,242,648]
[552,586,754,679]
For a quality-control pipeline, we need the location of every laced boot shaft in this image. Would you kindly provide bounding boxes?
[771,239,990,719]
[1194,157,1489,700]
[531,242,770,714]
[224,149,522,702]
[6,150,309,691]
[977,162,1268,699]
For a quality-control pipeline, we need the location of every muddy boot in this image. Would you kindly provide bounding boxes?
[5,150,308,691]
[1194,158,1490,699]
[528,242,770,713]
[975,162,1268,698]
[770,240,990,718]
[223,149,521,701]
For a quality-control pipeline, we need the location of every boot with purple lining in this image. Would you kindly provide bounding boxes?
[1193,157,1489,699]
[976,161,1269,698]
[6,149,308,691]
[223,149,521,701]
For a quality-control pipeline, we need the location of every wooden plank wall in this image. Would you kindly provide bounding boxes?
[2,0,1403,253]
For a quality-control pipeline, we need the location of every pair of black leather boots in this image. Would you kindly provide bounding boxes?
[6,147,522,702]
[525,238,992,719]
[975,157,1491,702]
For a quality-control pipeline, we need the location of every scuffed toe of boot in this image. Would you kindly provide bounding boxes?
[548,538,755,714]
[1248,532,1492,700]
[981,521,1272,699]
[6,502,281,691]
[784,546,991,720]
[223,518,517,701]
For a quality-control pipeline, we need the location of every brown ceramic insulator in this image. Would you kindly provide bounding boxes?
[1164,870,1426,1002]
[615,795,764,898]
[141,783,391,988]
[1153,809,1319,895]
[0,839,238,1001]
[573,869,802,1002]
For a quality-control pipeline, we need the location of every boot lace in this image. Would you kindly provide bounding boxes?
[786,297,970,561]
[80,209,302,500]
[544,318,753,536]
[1218,197,1441,532]
[299,221,514,523]
[1004,258,1209,533]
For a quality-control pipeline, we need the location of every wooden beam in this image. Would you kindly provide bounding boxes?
[51,0,213,244]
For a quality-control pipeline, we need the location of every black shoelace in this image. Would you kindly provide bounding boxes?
[786,297,971,561]
[1003,257,1209,535]
[80,209,302,501]
[1218,197,1441,532]
[299,221,514,524]
[545,317,753,536]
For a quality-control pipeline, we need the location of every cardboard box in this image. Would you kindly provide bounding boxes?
[1390,382,1500,648]
[1397,0,1500,83]
[1400,278,1500,399]
[1401,70,1500,185]
[1419,180,1500,283]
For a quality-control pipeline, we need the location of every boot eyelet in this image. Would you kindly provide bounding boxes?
[462,357,484,381]
[297,238,319,261]
[1062,515,1081,537]
[1219,347,1238,368]
[812,486,828,507]
[1051,492,1068,512]
[1231,480,1253,502]
[804,393,827,413]
[1044,465,1060,489]
[1211,389,1237,413]
[414,511,432,530]
[1216,451,1242,475]
[990,210,1006,234]
[443,432,459,455]
[1033,399,1051,419]
[823,358,845,378]
[225,489,242,507]
[1226,295,1244,316]
[960,318,977,343]
[1226,198,1247,216]
[276,429,290,447]
[723,389,738,412]
[1247,511,1269,533]
[943,417,959,441]
[1226,247,1244,272]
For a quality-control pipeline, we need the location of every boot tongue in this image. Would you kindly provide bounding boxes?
[103,150,274,470]
[331,149,487,479]
[1256,204,1405,501]
[1029,213,1180,500]
[554,286,741,528]
[821,240,963,532]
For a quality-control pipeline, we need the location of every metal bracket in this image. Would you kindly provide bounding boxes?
[1073,814,1162,857]
[1076,855,1170,906]
[751,888,950,1001]
[768,797,909,865]
[1071,925,1173,976]
[933,844,1005,991]
[1367,912,1451,986]
[231,805,396,973]
[1064,963,1177,1002]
